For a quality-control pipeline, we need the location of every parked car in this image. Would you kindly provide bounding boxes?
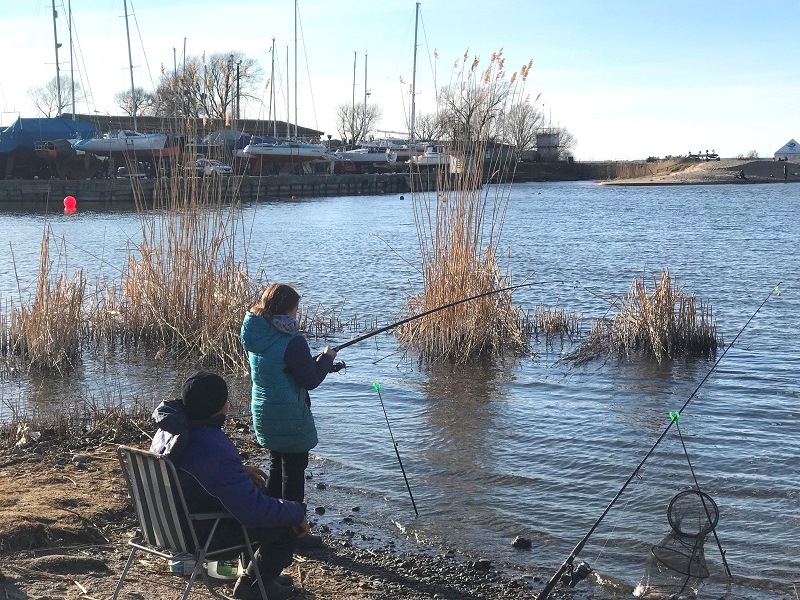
[187,158,232,176]
[117,161,152,178]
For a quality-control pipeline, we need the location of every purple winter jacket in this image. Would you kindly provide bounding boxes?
[150,399,305,530]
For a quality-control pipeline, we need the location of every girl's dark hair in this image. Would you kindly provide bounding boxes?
[250,283,300,318]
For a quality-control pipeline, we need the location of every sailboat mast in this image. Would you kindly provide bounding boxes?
[351,51,356,143]
[69,0,75,116]
[286,48,290,138]
[51,2,62,116]
[270,38,276,138]
[123,0,137,130]
[293,0,298,139]
[410,1,420,144]
[363,52,368,141]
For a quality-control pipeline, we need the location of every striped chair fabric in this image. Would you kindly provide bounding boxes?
[113,445,268,600]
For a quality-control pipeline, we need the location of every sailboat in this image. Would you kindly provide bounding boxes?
[73,130,167,155]
[240,139,327,160]
[333,52,399,172]
[406,2,453,170]
[237,1,329,173]
[71,0,167,156]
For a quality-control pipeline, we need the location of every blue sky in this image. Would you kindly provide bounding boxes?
[2,0,798,160]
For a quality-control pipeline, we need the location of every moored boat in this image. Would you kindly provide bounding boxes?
[334,147,397,168]
[73,130,168,155]
[239,140,328,159]
[411,145,450,167]
[237,140,332,174]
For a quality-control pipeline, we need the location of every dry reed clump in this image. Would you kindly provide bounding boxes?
[566,269,720,365]
[89,133,258,372]
[298,303,351,341]
[400,49,533,363]
[8,229,87,374]
[398,260,526,361]
[0,392,155,452]
[520,305,583,342]
[3,120,344,380]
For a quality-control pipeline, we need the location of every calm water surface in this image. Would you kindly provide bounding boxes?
[1,182,797,599]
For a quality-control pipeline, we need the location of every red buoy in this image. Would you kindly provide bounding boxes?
[63,195,77,210]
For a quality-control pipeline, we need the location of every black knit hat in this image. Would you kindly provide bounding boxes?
[181,371,228,420]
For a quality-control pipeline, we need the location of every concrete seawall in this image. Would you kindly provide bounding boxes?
[0,161,656,205]
[0,173,416,205]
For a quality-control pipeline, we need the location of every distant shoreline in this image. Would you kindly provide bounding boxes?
[600,158,800,186]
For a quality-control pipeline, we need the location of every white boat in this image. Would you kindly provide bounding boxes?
[361,137,408,151]
[239,141,328,159]
[411,145,450,167]
[72,130,168,155]
[333,147,397,164]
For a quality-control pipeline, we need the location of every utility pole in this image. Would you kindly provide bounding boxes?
[236,60,242,125]
[228,54,234,129]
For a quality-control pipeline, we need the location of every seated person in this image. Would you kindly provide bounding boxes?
[151,370,308,600]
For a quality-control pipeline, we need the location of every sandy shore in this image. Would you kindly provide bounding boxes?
[0,414,579,600]
[601,158,800,186]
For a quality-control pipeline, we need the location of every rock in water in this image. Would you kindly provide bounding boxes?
[512,536,532,549]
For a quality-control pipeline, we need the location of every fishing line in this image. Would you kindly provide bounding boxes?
[370,348,406,365]
[372,382,418,516]
[368,231,421,274]
[536,282,781,600]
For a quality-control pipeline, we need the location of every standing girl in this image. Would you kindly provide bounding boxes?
[241,283,337,547]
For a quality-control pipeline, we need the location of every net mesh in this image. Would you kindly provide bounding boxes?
[668,489,719,537]
[634,490,719,599]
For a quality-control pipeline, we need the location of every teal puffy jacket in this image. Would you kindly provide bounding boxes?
[241,311,331,452]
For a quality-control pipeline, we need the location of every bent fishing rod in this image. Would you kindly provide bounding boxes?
[332,280,561,353]
[536,282,781,600]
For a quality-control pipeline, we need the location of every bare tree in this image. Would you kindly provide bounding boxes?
[414,111,448,143]
[199,51,262,121]
[114,87,158,117]
[28,76,84,118]
[154,60,204,119]
[555,126,577,159]
[439,68,511,143]
[153,51,262,122]
[501,98,542,161]
[335,101,382,146]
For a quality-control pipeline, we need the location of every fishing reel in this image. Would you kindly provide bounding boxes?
[331,361,347,373]
[560,560,592,588]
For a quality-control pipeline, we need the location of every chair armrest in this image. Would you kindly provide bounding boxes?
[188,512,234,521]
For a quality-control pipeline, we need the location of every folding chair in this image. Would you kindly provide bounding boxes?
[113,445,268,600]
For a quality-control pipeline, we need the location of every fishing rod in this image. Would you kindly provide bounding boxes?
[373,382,418,516]
[536,282,781,600]
[332,280,563,352]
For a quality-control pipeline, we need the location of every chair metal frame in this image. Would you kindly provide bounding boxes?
[113,445,269,600]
